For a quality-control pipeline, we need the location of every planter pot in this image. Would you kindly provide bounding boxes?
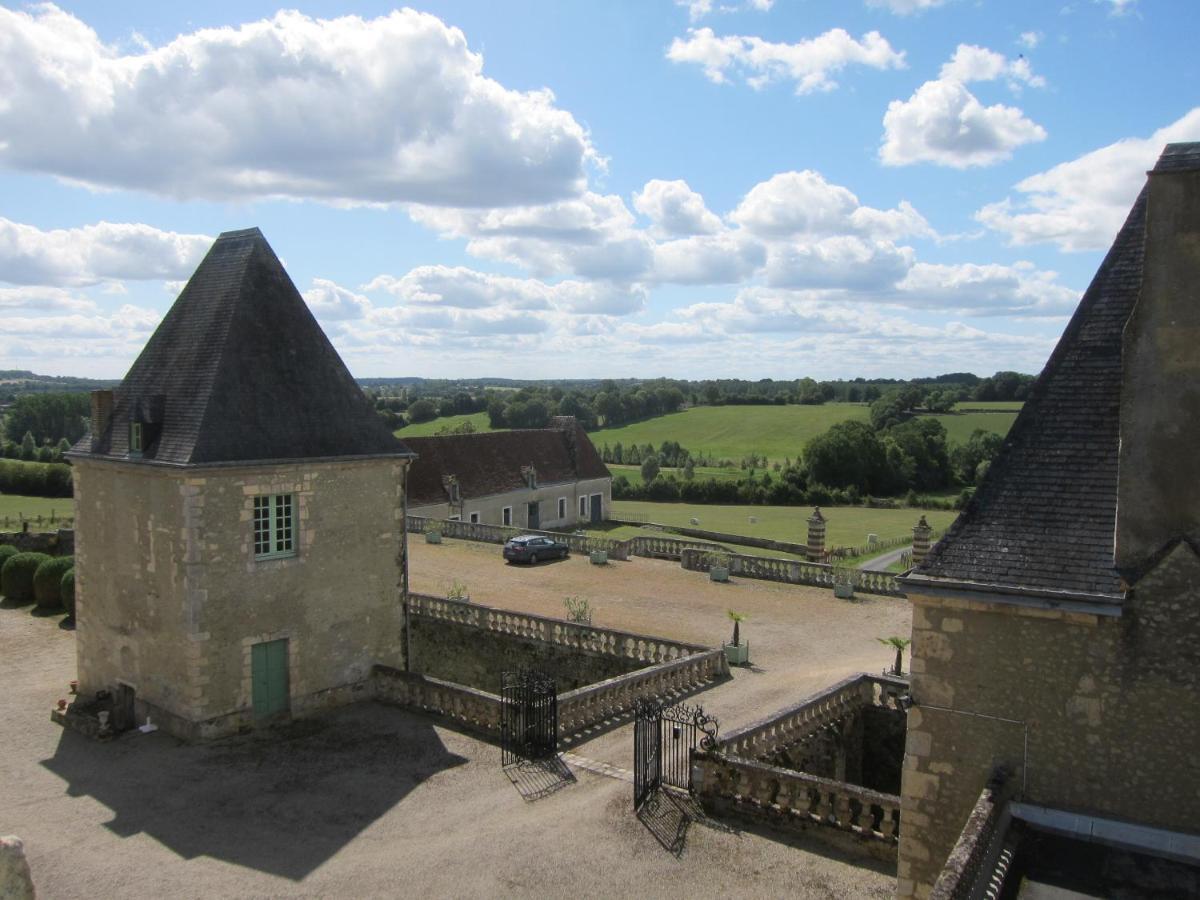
[589,550,608,565]
[723,642,750,666]
[833,582,854,599]
[425,532,442,544]
[710,566,730,583]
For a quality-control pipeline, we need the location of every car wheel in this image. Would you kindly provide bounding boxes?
[529,553,538,565]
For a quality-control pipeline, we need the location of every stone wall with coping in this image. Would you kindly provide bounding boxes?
[0,528,74,556]
[899,543,1200,898]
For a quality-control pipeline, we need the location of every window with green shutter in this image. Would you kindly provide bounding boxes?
[253,494,296,560]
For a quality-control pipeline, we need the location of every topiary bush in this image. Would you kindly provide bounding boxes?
[33,556,74,610]
[0,544,19,582]
[1,552,51,605]
[60,568,76,618]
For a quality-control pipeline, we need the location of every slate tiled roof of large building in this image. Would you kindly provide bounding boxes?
[72,228,413,467]
[404,420,610,506]
[908,143,1200,603]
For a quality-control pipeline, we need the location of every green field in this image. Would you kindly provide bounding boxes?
[600,500,958,550]
[608,463,744,488]
[0,494,73,529]
[591,404,870,464]
[921,411,1020,445]
[395,411,496,438]
[953,401,1024,412]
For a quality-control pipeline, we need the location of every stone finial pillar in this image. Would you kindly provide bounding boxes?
[912,515,932,567]
[806,507,826,562]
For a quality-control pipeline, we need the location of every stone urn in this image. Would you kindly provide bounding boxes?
[709,565,730,583]
[425,531,442,544]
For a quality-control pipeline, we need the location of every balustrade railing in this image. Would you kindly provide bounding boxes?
[408,593,710,666]
[557,649,727,738]
[931,777,1019,900]
[693,751,901,844]
[718,673,909,761]
[372,665,503,736]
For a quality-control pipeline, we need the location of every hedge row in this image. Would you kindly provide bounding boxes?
[0,459,73,498]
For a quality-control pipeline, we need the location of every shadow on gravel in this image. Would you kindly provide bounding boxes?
[636,790,735,858]
[503,754,576,802]
[41,702,467,880]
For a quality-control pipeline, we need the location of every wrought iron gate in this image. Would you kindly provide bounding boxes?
[500,670,558,766]
[633,698,718,809]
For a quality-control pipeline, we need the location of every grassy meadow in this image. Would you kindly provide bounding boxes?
[0,494,73,529]
[396,411,496,438]
[599,500,958,550]
[920,410,1020,445]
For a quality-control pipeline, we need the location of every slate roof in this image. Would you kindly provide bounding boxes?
[72,228,412,467]
[908,143,1200,603]
[404,420,610,506]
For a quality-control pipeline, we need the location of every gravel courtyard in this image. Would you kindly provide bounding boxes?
[1,538,909,898]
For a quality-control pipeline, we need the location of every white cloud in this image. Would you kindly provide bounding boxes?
[365,266,646,316]
[765,236,913,290]
[0,218,211,287]
[866,0,950,14]
[652,232,765,284]
[303,278,373,320]
[0,6,596,207]
[2,305,160,338]
[939,44,1045,89]
[1018,31,1042,50]
[0,286,97,312]
[730,170,934,240]
[977,107,1200,250]
[633,179,723,237]
[666,27,904,94]
[676,0,714,21]
[409,192,653,280]
[895,262,1078,315]
[881,78,1046,168]
[1100,0,1137,16]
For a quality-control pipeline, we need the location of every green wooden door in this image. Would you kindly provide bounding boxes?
[251,639,290,719]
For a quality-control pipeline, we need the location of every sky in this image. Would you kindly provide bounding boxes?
[1,0,1197,381]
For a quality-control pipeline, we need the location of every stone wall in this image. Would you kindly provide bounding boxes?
[0,528,74,556]
[899,543,1200,898]
[73,456,407,740]
[409,616,643,692]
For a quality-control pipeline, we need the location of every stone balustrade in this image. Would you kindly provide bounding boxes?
[718,673,909,762]
[693,750,901,849]
[558,649,728,739]
[372,665,503,736]
[408,593,711,667]
[679,548,903,597]
[930,777,1018,900]
[626,534,724,561]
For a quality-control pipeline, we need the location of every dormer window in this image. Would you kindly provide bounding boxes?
[129,421,144,457]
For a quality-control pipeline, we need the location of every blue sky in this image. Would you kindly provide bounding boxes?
[1,0,1197,380]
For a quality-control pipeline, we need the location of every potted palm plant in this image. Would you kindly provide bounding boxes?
[724,609,749,665]
[878,636,911,676]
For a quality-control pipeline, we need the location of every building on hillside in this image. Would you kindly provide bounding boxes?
[404,419,611,530]
[66,227,415,741]
[896,144,1200,897]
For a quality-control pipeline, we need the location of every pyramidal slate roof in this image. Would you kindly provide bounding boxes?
[404,420,610,506]
[73,228,413,467]
[906,143,1200,605]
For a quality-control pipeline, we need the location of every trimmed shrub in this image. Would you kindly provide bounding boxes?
[60,568,76,618]
[34,556,74,610]
[1,552,51,605]
[0,544,19,576]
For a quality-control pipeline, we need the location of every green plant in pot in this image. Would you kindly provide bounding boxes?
[878,636,911,676]
[724,609,749,665]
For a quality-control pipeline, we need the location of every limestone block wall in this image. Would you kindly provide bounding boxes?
[73,461,193,719]
[74,457,407,740]
[898,543,1200,898]
[410,475,611,529]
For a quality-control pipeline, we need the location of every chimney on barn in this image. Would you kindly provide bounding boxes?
[1116,147,1200,576]
[89,390,114,452]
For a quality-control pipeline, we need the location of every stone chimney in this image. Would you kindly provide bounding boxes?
[89,389,114,452]
[806,507,826,562]
[1116,153,1200,575]
[911,515,932,567]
